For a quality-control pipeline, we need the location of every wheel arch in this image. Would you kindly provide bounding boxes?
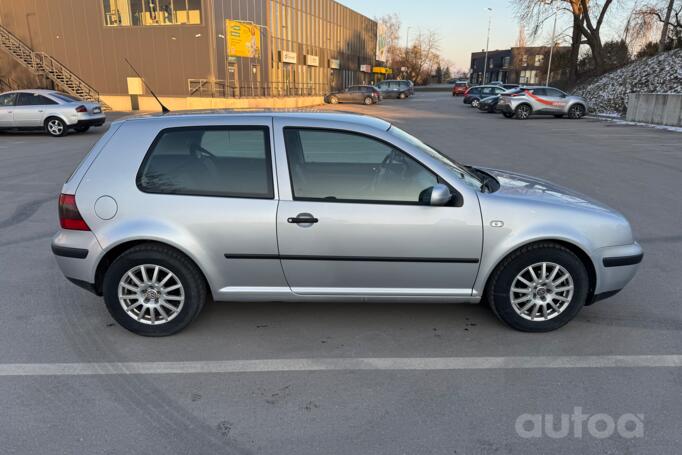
[515,102,533,114]
[44,114,70,127]
[93,239,211,297]
[480,238,597,305]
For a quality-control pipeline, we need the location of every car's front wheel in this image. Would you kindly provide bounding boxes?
[471,98,480,108]
[45,117,67,137]
[568,104,586,119]
[399,92,407,99]
[102,244,207,336]
[364,96,374,105]
[486,242,588,332]
[329,96,339,104]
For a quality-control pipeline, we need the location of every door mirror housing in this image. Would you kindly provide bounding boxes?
[419,184,452,206]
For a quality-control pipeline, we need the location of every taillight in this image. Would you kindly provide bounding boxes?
[75,105,88,113]
[58,194,90,231]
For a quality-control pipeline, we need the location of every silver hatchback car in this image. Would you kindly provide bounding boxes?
[52,112,642,336]
[498,86,587,120]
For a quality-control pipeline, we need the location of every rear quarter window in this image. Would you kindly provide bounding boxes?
[137,126,274,199]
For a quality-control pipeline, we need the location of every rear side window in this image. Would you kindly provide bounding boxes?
[137,126,273,199]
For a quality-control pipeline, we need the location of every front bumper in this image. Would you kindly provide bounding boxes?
[592,242,643,299]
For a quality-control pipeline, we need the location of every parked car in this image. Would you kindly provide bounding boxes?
[325,86,381,105]
[478,95,501,113]
[375,80,411,99]
[52,111,642,336]
[463,85,507,108]
[490,82,520,90]
[498,86,587,120]
[452,80,469,96]
[0,90,105,137]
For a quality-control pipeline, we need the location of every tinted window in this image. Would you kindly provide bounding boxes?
[138,127,273,198]
[530,88,547,96]
[284,128,438,204]
[469,87,481,95]
[0,93,17,106]
[545,88,565,97]
[16,93,57,106]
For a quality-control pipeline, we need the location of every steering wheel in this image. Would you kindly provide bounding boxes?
[368,150,408,194]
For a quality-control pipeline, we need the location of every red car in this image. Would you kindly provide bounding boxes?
[452,80,469,96]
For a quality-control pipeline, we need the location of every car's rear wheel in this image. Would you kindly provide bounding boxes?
[74,125,90,133]
[329,96,339,104]
[486,242,588,332]
[503,112,515,119]
[568,104,586,119]
[102,244,207,336]
[45,117,67,137]
[514,104,532,120]
[471,98,480,108]
[364,96,374,105]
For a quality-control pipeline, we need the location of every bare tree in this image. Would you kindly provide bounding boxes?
[398,30,441,84]
[377,14,402,65]
[629,1,682,51]
[660,0,676,50]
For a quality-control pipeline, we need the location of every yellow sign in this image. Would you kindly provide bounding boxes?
[226,20,261,58]
[372,67,393,74]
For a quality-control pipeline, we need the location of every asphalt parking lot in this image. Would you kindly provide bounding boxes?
[1,92,681,454]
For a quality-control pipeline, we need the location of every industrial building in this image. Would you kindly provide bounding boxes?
[0,0,379,110]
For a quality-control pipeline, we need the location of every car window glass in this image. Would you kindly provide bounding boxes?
[138,127,273,199]
[16,93,57,106]
[481,87,493,95]
[545,88,564,97]
[531,88,546,96]
[0,93,17,106]
[284,128,438,204]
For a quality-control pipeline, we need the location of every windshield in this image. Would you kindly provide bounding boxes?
[387,125,483,190]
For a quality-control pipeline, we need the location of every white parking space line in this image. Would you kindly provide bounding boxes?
[0,355,681,376]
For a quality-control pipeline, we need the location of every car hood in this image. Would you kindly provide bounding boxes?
[480,167,616,214]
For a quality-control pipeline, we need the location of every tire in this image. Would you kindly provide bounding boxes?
[102,243,208,336]
[471,98,480,108]
[329,96,339,104]
[514,104,532,120]
[364,96,374,105]
[503,112,515,119]
[568,104,585,119]
[45,117,67,137]
[485,242,589,332]
[74,125,90,133]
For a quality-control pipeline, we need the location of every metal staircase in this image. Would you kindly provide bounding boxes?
[0,23,111,110]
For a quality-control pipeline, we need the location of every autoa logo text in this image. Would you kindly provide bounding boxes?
[515,407,644,439]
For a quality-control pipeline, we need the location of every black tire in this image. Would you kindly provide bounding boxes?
[503,112,515,119]
[485,242,589,332]
[45,117,67,137]
[514,104,532,120]
[568,104,585,119]
[74,125,90,133]
[471,98,480,108]
[102,243,207,336]
[364,96,374,105]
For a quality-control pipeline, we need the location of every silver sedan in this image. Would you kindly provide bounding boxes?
[0,89,105,137]
[51,112,642,336]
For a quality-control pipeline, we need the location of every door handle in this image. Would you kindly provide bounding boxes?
[287,214,319,224]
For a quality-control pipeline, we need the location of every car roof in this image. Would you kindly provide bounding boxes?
[117,110,392,131]
[2,89,61,96]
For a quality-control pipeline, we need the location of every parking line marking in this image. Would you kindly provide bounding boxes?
[0,355,680,376]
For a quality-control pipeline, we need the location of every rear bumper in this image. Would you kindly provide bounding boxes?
[75,118,106,128]
[499,104,514,113]
[52,230,104,294]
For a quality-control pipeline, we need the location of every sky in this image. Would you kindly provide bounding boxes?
[340,0,521,71]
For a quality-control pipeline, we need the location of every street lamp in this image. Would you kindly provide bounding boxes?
[546,2,559,86]
[482,7,492,85]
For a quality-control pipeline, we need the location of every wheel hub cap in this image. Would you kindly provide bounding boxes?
[118,264,185,325]
[509,262,574,321]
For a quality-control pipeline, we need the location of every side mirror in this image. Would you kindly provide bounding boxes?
[419,184,452,206]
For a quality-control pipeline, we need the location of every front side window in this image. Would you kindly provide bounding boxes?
[0,93,17,106]
[138,127,273,198]
[284,128,438,204]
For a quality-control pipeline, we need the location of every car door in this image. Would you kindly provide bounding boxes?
[0,93,17,127]
[13,93,57,127]
[273,121,483,297]
[543,88,569,113]
[338,87,353,102]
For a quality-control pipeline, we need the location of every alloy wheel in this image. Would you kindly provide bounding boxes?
[471,99,480,108]
[117,264,185,325]
[47,119,65,136]
[569,104,585,119]
[509,262,574,321]
[516,105,531,119]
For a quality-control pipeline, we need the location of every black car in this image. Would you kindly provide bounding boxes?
[325,85,380,105]
[375,80,411,99]
[463,85,507,108]
[478,95,501,113]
